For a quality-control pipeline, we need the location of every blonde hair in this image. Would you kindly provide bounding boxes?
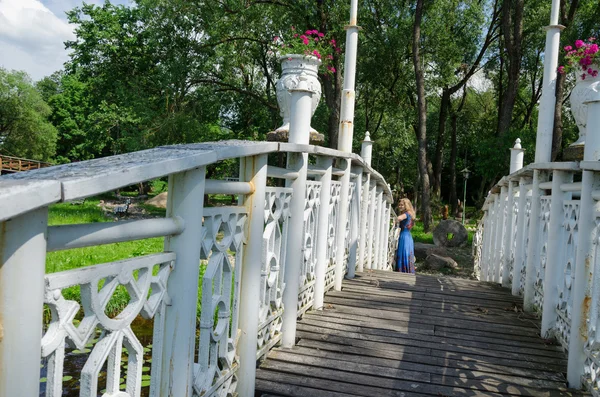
[398,198,416,220]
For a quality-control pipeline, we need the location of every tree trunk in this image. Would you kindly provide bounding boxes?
[433,88,450,198]
[322,69,342,148]
[449,112,458,216]
[497,0,524,136]
[412,0,432,232]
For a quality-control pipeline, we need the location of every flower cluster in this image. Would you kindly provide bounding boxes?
[271,27,340,74]
[559,37,599,80]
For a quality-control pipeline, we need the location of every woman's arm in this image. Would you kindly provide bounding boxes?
[397,213,407,222]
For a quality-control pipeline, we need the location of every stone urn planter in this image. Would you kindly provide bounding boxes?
[567,65,600,159]
[274,54,322,135]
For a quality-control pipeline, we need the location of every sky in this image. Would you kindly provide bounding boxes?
[0,0,128,81]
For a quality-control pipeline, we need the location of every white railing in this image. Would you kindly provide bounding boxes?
[0,137,395,397]
[475,143,600,394]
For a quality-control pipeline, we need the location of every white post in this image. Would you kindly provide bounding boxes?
[524,170,548,311]
[481,207,491,281]
[380,199,389,270]
[366,181,377,269]
[347,170,361,278]
[157,167,206,396]
[534,0,564,162]
[493,186,508,283]
[236,154,268,395]
[512,177,531,296]
[567,97,600,386]
[373,187,383,270]
[0,208,49,397]
[383,201,391,270]
[503,181,516,288]
[510,138,525,174]
[313,156,333,310]
[486,195,499,282]
[281,76,313,348]
[333,0,360,291]
[541,169,571,337]
[357,133,373,272]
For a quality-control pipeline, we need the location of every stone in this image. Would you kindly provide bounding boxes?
[414,242,447,261]
[266,129,325,145]
[146,192,168,209]
[433,220,468,247]
[563,144,584,161]
[424,254,458,271]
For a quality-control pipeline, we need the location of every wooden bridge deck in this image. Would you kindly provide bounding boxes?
[256,270,588,397]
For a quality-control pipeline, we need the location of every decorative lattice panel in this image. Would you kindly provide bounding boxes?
[519,196,532,296]
[325,181,342,292]
[298,182,320,316]
[534,196,551,312]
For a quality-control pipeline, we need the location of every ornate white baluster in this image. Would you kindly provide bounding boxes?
[373,187,383,270]
[366,181,377,270]
[314,156,333,309]
[503,180,517,288]
[541,169,573,338]
[513,177,532,296]
[156,167,207,396]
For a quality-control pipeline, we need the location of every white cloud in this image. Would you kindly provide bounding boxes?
[0,0,76,80]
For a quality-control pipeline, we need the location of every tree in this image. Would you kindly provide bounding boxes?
[0,68,57,161]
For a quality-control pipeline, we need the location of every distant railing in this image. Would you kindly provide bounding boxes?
[0,138,394,397]
[475,139,600,394]
[0,154,51,173]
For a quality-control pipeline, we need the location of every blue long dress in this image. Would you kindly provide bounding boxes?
[396,213,415,273]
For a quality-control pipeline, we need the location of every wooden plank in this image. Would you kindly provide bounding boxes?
[296,323,565,364]
[300,316,564,358]
[255,377,360,397]
[310,308,546,346]
[296,330,567,372]
[297,339,566,382]
[268,349,572,396]
[260,359,506,397]
[323,295,539,328]
[323,303,542,338]
[276,346,567,389]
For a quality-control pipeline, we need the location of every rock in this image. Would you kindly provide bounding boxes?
[145,192,168,209]
[424,254,458,271]
[414,242,447,261]
[266,129,325,145]
[433,220,468,247]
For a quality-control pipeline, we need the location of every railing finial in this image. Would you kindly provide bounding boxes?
[510,137,525,174]
[361,131,373,166]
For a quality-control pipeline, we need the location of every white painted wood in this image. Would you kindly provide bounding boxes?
[0,180,60,222]
[357,172,370,272]
[512,177,532,296]
[487,195,499,282]
[503,181,516,288]
[334,158,352,289]
[346,171,361,278]
[560,182,583,192]
[281,81,312,348]
[373,187,384,271]
[539,181,554,190]
[541,170,572,337]
[204,179,254,195]
[524,170,547,312]
[47,217,184,251]
[314,157,333,310]
[494,187,508,283]
[237,154,269,395]
[0,207,49,397]
[155,167,206,397]
[365,181,377,270]
[267,166,299,180]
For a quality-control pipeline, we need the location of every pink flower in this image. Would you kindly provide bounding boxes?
[589,68,594,74]
[287,57,293,61]
[576,40,585,48]
[273,36,280,42]
[582,73,587,80]
[327,66,336,73]
[587,44,599,54]
[306,30,313,35]
[558,66,566,74]
[312,30,319,35]
[318,32,324,38]
[300,35,309,45]
[327,54,334,60]
[564,45,573,51]
[589,37,597,42]
[580,55,593,66]
[314,37,319,42]
[336,47,341,54]
[293,33,298,38]
[330,39,337,46]
[593,71,599,77]
[291,26,296,31]
[312,49,321,59]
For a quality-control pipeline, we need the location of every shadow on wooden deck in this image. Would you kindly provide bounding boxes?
[256,270,589,397]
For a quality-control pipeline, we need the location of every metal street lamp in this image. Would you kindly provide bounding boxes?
[461,167,471,225]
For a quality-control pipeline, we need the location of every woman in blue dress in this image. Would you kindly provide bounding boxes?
[396,198,416,273]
